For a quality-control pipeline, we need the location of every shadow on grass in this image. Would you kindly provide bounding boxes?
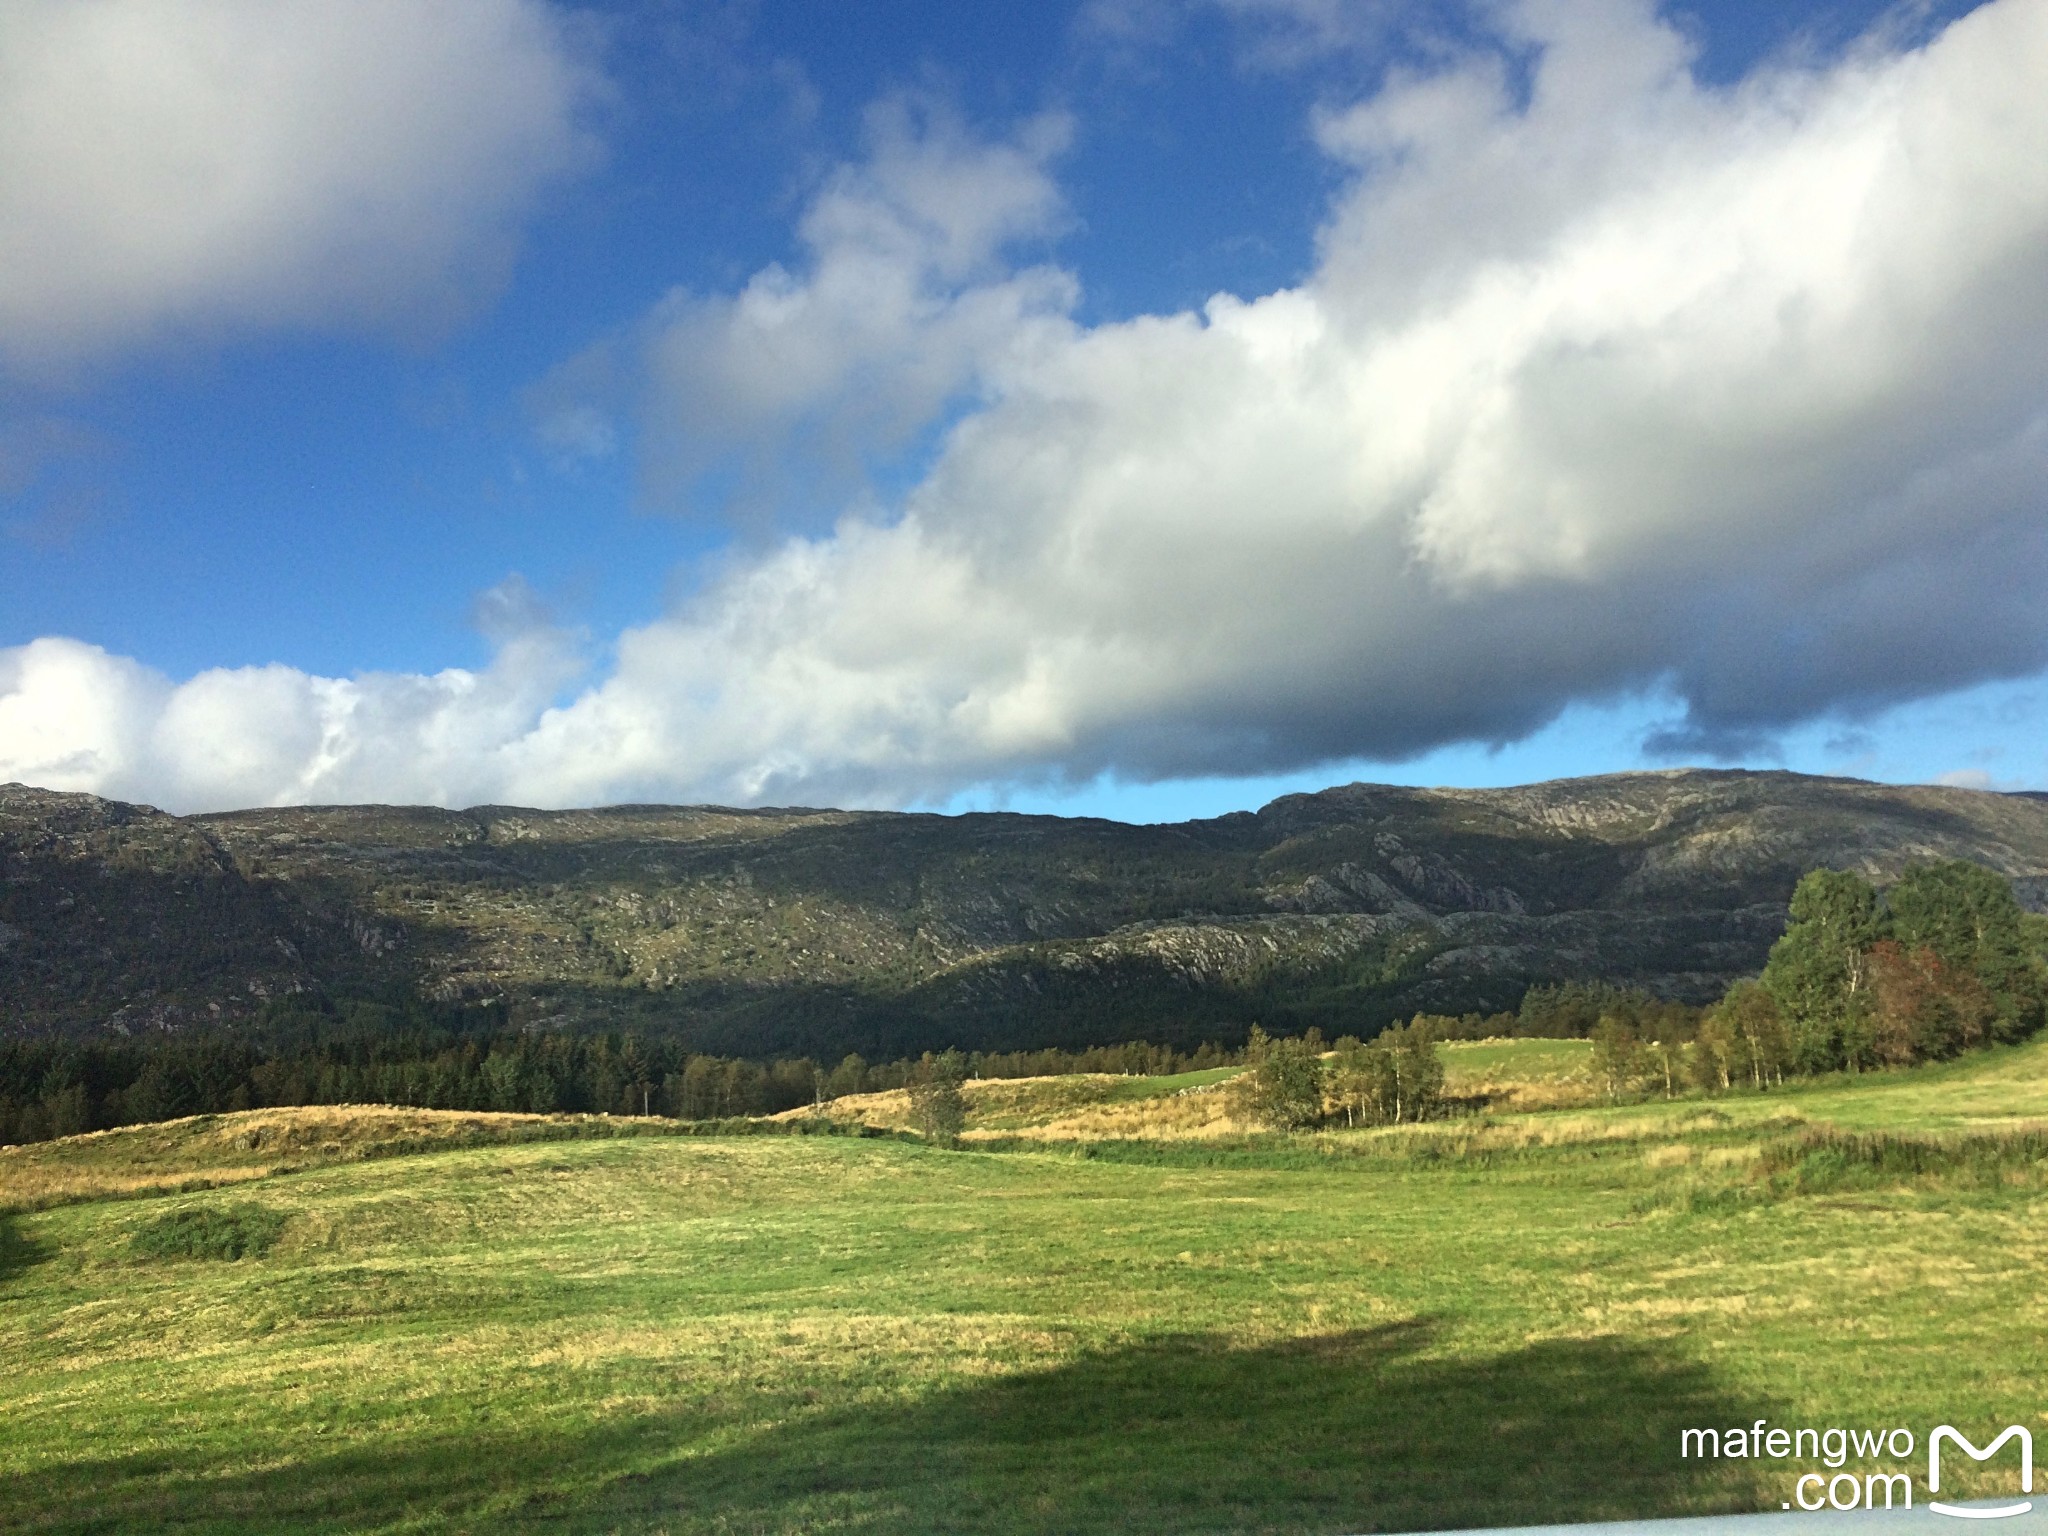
[5,1323,1778,1536]
[659,1324,1779,1535]
[0,1214,50,1286]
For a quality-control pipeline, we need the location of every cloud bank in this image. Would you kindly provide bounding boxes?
[7,0,2048,811]
[0,0,598,375]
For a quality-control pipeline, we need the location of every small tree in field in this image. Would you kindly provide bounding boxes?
[1233,1033,1326,1129]
[1712,981,1790,1089]
[906,1049,968,1146]
[1689,1013,1735,1092]
[1388,1019,1445,1123]
[1590,1015,1644,1102]
[1329,1020,1443,1125]
[1329,1035,1390,1127]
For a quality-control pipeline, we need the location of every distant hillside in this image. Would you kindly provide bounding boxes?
[6,769,2048,1057]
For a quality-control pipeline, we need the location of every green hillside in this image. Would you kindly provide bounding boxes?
[8,769,2048,1059]
[4,1043,2046,1533]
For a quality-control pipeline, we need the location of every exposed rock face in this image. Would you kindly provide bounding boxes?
[5,769,2048,1055]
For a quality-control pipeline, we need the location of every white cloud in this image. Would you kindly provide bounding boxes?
[0,0,599,376]
[0,588,581,810]
[0,639,167,794]
[537,96,1079,517]
[10,0,2048,811]
[1935,768,1996,791]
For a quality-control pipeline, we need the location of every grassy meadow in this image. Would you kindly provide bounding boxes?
[5,1040,2048,1534]
[1440,1039,1598,1111]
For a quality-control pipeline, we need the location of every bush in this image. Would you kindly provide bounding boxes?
[130,1203,288,1261]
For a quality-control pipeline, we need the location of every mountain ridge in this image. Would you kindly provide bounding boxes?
[6,768,2048,1056]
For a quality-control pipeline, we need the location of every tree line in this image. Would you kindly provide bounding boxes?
[1401,980,1706,1043]
[0,997,1243,1147]
[1233,858,2047,1116]
[1724,859,2046,1075]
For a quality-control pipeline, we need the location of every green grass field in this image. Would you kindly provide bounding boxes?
[4,1042,2047,1534]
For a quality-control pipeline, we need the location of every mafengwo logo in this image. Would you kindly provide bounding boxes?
[1680,1421,2034,1516]
[1930,1426,2033,1520]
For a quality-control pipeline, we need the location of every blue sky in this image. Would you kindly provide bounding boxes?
[4,0,2046,818]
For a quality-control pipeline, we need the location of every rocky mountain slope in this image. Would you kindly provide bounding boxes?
[6,770,2048,1056]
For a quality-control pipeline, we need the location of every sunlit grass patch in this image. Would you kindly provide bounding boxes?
[781,1068,1249,1140]
[0,1105,884,1214]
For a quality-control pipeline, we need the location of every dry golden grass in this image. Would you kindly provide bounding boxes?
[973,1084,1249,1141]
[776,1072,1254,1141]
[776,1086,916,1130]
[1464,1078,1605,1111]
[773,1041,1721,1144]
[1643,1142,1697,1168]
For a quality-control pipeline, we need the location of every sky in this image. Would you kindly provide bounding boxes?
[2,0,2046,822]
